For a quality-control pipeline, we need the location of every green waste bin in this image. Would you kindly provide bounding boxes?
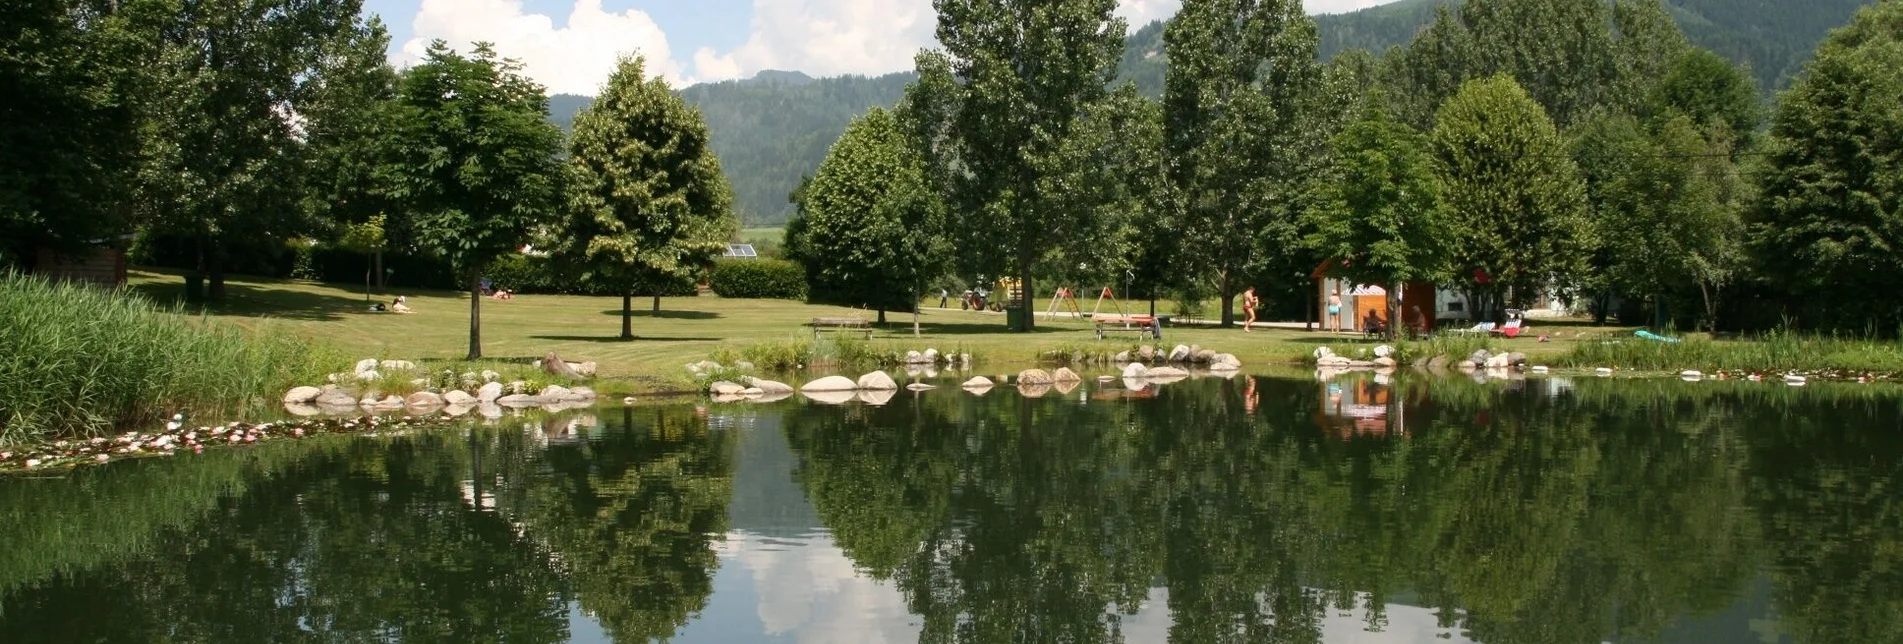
[1006,304,1027,331]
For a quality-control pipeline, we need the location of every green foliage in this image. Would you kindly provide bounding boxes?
[791,108,945,315]
[1164,0,1333,326]
[387,41,566,357]
[1750,0,1903,333]
[1560,328,1903,374]
[562,56,738,336]
[0,0,154,264]
[708,259,807,300]
[1307,101,1455,292]
[0,273,340,445]
[931,0,1128,330]
[1430,75,1591,315]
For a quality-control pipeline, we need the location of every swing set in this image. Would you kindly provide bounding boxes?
[1046,286,1131,319]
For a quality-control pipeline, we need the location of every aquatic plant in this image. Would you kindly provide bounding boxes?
[0,273,342,445]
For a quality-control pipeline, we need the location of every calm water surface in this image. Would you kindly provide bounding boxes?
[2,374,1900,643]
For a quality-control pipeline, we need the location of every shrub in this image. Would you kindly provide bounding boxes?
[710,259,807,300]
[0,273,343,446]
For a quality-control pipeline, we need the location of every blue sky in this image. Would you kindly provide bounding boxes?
[360,0,1395,95]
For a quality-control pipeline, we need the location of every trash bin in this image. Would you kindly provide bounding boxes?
[184,274,205,303]
[1006,304,1027,331]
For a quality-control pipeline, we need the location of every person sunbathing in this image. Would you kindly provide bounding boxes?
[391,295,413,314]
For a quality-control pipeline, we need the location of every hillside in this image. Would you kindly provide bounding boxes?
[551,0,1873,226]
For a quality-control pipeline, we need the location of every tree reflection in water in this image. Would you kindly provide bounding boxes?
[0,376,1899,643]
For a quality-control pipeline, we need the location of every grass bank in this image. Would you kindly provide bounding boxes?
[0,273,341,445]
[1554,330,1903,376]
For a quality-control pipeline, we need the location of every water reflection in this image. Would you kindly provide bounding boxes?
[0,376,1899,643]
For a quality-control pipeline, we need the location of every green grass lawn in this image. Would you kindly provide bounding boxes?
[736,227,784,246]
[127,268,1611,388]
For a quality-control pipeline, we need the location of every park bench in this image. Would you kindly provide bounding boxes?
[1093,315,1162,341]
[810,317,874,339]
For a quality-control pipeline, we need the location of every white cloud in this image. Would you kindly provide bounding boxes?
[395,0,1408,93]
[398,0,686,95]
[690,0,939,83]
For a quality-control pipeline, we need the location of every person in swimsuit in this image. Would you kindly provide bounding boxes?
[1327,292,1343,332]
[1242,286,1260,332]
[391,295,412,314]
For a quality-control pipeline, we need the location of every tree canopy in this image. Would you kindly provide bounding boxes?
[563,56,738,338]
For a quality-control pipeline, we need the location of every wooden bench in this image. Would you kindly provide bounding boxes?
[810,317,874,339]
[1093,315,1162,341]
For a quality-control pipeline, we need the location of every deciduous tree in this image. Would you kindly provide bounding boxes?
[929,0,1127,330]
[563,56,738,339]
[794,108,947,326]
[1307,101,1453,337]
[387,41,565,359]
[1430,75,1591,321]
[1751,0,1903,332]
[1164,0,1329,326]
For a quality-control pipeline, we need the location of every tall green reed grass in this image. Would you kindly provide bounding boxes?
[0,273,342,445]
[1557,329,1903,373]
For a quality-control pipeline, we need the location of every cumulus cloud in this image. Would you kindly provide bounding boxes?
[690,0,939,83]
[398,0,686,95]
[395,0,1407,93]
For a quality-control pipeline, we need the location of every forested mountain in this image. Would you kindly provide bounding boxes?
[1309,0,1871,91]
[548,0,1871,226]
[550,71,914,225]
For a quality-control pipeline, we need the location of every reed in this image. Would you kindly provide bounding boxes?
[1556,328,1903,375]
[0,273,341,445]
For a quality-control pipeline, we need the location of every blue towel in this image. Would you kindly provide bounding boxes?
[1636,329,1682,344]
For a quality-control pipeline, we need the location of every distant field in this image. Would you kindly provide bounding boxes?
[737,227,784,246]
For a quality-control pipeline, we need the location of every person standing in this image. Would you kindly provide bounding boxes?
[939,288,949,309]
[1327,291,1343,333]
[1242,286,1260,332]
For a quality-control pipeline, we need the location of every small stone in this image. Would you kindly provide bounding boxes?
[906,383,937,391]
[574,361,598,377]
[357,369,382,382]
[961,376,995,388]
[1052,367,1083,383]
[748,378,795,394]
[1113,351,1131,363]
[1139,345,1157,361]
[1146,366,1190,378]
[539,384,572,400]
[283,386,322,404]
[354,358,379,375]
[1373,345,1394,358]
[405,391,445,408]
[480,370,501,383]
[1168,345,1192,363]
[1456,360,1478,371]
[741,387,766,396]
[443,390,477,405]
[477,382,503,402]
[1374,356,1397,367]
[381,360,417,372]
[314,386,355,407]
[1121,362,1149,378]
[709,380,747,396]
[564,386,596,401]
[1193,349,1216,364]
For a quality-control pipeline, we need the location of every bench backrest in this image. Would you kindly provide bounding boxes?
[811,317,870,326]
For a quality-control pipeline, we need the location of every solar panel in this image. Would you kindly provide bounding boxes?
[723,243,757,258]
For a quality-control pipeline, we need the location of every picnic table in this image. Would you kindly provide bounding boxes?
[809,317,874,339]
[1093,315,1162,340]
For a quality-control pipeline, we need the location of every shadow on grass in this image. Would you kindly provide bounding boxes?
[597,309,721,320]
[129,277,372,322]
[532,335,725,343]
[873,322,1083,336]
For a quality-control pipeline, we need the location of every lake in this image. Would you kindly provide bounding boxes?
[1,373,1898,643]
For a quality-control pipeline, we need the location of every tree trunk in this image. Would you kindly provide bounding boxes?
[621,292,634,340]
[1390,281,1403,341]
[467,268,482,360]
[652,294,661,312]
[1700,281,1718,333]
[374,250,385,288]
[877,308,887,325]
[912,286,921,337]
[1018,255,1036,332]
[1218,273,1235,328]
[207,252,226,302]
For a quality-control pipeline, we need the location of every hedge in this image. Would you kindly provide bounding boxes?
[710,259,807,300]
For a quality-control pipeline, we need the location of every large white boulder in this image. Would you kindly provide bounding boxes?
[1122,362,1150,378]
[856,371,899,391]
[1017,369,1054,385]
[405,391,445,408]
[747,378,795,394]
[283,386,322,404]
[1210,354,1242,370]
[354,358,379,375]
[709,381,747,396]
[801,376,858,392]
[1168,345,1192,363]
[314,385,355,407]
[477,381,504,402]
[1052,367,1083,383]
[443,390,477,405]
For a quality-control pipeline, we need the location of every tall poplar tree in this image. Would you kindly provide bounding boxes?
[794,108,947,326]
[929,0,1127,331]
[564,56,738,339]
[388,42,565,359]
[1164,0,1329,326]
